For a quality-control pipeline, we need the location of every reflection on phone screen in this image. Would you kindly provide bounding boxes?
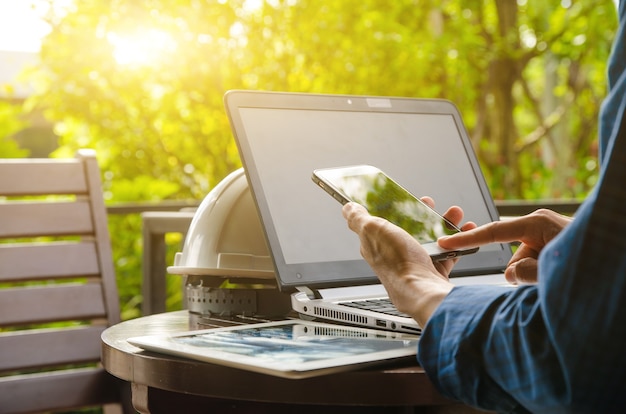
[333,171,458,243]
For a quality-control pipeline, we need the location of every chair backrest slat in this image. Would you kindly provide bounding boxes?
[0,284,107,326]
[0,242,100,282]
[0,326,105,372]
[0,201,94,238]
[0,368,123,413]
[0,159,88,195]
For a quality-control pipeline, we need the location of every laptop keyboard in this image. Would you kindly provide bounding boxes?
[339,298,410,318]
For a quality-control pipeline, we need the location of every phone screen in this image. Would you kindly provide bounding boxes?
[314,165,459,244]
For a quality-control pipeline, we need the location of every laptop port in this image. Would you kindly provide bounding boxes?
[401,325,422,333]
[375,319,386,328]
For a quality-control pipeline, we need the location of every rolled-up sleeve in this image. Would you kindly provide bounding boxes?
[418,285,552,414]
[419,186,626,413]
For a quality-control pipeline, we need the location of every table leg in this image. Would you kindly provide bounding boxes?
[131,383,150,414]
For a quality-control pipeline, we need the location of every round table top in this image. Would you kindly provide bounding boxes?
[101,311,453,407]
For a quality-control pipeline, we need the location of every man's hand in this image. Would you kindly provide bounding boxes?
[342,200,468,327]
[438,209,572,284]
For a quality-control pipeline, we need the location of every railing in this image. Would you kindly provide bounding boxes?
[105,199,583,217]
[106,199,582,315]
[105,200,200,215]
[493,199,581,217]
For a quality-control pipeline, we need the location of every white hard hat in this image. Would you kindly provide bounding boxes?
[167,168,274,279]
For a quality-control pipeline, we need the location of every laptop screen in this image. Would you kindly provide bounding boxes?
[225,91,511,291]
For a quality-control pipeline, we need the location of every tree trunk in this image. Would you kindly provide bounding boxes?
[489,0,521,197]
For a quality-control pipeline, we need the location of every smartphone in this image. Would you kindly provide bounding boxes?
[312,164,479,261]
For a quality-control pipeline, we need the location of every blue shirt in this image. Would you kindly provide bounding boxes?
[418,3,626,413]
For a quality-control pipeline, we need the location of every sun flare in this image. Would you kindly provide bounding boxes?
[107,29,177,66]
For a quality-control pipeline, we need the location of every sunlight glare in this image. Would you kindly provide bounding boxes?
[107,29,177,66]
[242,0,264,13]
[229,22,245,38]
[0,1,50,52]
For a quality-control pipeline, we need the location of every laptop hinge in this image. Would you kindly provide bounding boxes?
[295,286,322,300]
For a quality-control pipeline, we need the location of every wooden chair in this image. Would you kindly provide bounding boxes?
[0,150,131,413]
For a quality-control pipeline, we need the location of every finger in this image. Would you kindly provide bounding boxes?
[420,196,435,209]
[438,218,530,249]
[342,202,369,232]
[342,201,367,219]
[509,243,538,265]
[505,257,538,284]
[442,206,464,227]
[460,221,477,231]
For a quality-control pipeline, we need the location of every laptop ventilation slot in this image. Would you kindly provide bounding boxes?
[312,326,370,337]
[313,307,368,324]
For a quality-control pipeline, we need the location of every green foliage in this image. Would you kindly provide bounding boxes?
[107,211,184,320]
[0,100,29,157]
[14,0,618,317]
[26,0,617,199]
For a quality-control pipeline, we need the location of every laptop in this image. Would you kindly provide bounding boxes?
[224,90,513,334]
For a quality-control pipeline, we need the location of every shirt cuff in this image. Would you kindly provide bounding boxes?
[417,285,528,413]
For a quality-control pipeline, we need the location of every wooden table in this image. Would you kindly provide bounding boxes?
[101,311,483,413]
